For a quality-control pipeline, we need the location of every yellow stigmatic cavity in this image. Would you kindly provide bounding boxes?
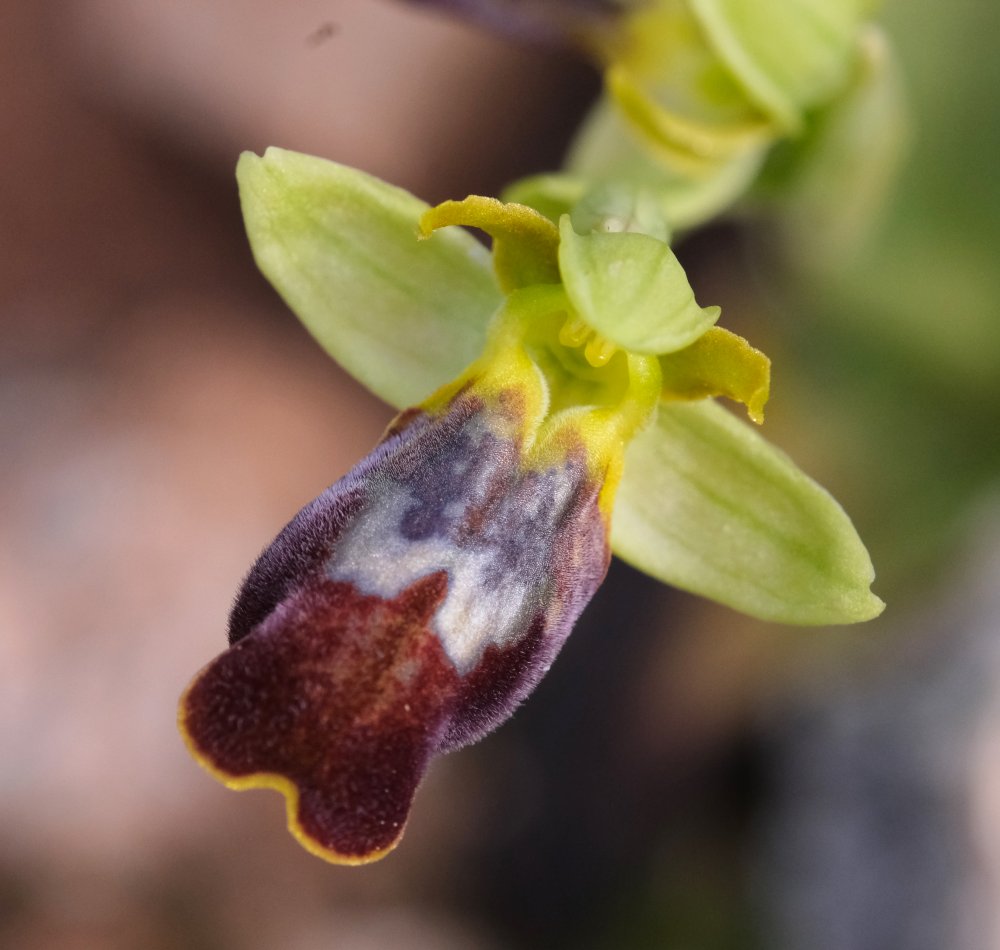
[420,196,561,293]
[659,326,770,424]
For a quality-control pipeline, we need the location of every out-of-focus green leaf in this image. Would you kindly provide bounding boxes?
[237,147,501,409]
[689,0,860,130]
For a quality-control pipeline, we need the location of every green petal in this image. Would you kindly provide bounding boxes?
[688,0,861,131]
[557,215,720,354]
[237,148,502,409]
[611,400,884,624]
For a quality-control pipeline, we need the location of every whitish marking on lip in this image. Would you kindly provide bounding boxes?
[326,416,580,673]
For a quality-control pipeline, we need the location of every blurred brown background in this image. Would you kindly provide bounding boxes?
[3,1,1000,949]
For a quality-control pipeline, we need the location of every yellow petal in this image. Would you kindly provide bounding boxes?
[420,196,561,293]
[658,326,770,423]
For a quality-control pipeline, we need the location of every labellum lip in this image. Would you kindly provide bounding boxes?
[179,380,612,863]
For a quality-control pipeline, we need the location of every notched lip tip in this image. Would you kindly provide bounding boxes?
[274,775,407,867]
[177,693,404,867]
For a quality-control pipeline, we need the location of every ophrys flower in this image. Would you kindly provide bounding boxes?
[179,148,882,863]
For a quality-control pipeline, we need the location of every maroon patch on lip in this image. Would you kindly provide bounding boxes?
[181,539,605,861]
[182,572,460,861]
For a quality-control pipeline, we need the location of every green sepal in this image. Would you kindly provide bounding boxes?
[237,148,501,410]
[569,181,672,242]
[557,215,720,355]
[611,399,884,624]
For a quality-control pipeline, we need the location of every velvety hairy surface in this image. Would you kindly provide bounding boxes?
[183,574,454,859]
[181,387,611,860]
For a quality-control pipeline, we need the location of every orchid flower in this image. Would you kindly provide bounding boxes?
[179,148,882,864]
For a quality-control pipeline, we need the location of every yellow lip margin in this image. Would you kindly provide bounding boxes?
[177,677,404,866]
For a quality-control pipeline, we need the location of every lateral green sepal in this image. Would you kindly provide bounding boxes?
[611,399,884,624]
[237,148,502,409]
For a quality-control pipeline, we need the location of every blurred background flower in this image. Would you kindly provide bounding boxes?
[2,0,999,948]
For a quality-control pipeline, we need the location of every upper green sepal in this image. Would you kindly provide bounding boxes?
[557,214,720,355]
[568,181,672,243]
[237,148,502,410]
[611,399,884,624]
